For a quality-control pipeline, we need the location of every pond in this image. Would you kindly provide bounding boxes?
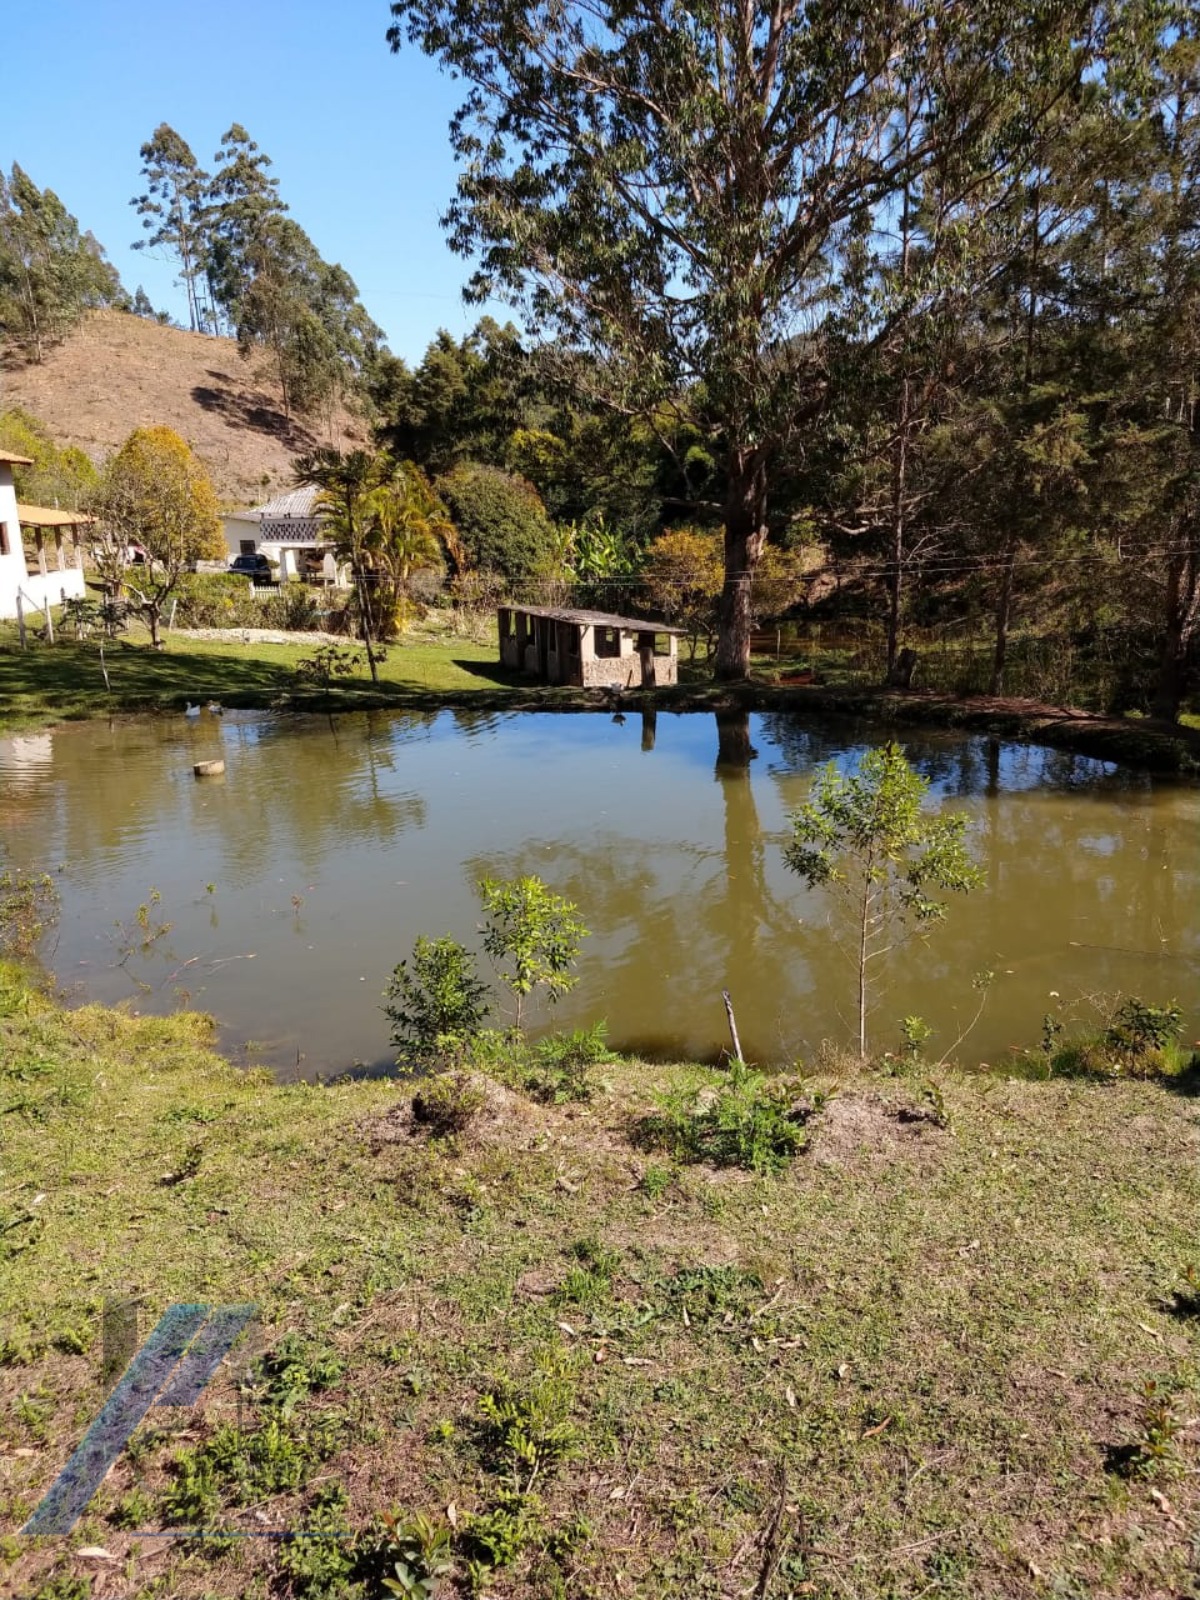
[1,707,1197,1078]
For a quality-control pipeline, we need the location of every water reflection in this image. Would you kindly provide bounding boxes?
[0,708,1195,1077]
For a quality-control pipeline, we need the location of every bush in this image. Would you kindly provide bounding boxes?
[259,585,321,631]
[295,643,367,691]
[524,1022,614,1103]
[173,572,254,627]
[636,1062,822,1174]
[1103,997,1183,1073]
[411,1072,487,1138]
[437,463,556,584]
[385,936,491,1069]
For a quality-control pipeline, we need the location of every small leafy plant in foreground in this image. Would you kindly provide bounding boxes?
[525,1020,614,1102]
[1123,1380,1185,1480]
[386,934,491,1069]
[376,1509,454,1597]
[637,1061,823,1173]
[1103,997,1183,1074]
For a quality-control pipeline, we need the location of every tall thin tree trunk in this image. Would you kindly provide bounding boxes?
[355,562,380,685]
[1152,538,1199,721]
[990,545,1017,696]
[886,375,910,679]
[715,455,768,681]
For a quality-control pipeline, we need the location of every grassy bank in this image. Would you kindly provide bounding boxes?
[3,966,1198,1599]
[3,622,1199,774]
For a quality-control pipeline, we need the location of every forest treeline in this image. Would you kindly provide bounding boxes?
[2,7,1198,718]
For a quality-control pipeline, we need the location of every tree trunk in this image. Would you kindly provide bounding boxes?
[355,568,380,685]
[714,456,768,682]
[714,709,755,770]
[990,545,1017,696]
[886,379,910,680]
[1152,540,1200,722]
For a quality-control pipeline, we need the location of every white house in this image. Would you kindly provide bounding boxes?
[223,485,343,584]
[0,449,90,622]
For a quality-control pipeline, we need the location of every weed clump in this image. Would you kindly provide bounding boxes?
[636,1062,825,1173]
[411,1072,487,1138]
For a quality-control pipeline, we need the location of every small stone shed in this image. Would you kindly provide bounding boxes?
[498,604,685,687]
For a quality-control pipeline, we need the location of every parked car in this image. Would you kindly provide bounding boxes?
[229,552,275,585]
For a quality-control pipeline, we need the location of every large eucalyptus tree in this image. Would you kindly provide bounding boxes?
[388,0,1112,676]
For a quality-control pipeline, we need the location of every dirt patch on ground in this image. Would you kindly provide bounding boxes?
[813,1089,946,1170]
[365,1071,546,1152]
[175,626,348,647]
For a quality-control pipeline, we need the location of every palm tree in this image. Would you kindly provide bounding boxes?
[363,462,464,636]
[294,448,383,681]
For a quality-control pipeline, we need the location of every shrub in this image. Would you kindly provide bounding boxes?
[259,584,321,631]
[436,463,556,584]
[295,642,368,691]
[374,1509,453,1597]
[386,936,491,1068]
[479,875,589,1032]
[1103,997,1183,1073]
[525,1022,614,1103]
[411,1072,487,1139]
[637,1062,821,1174]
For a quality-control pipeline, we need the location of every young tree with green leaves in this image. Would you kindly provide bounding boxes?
[478,875,589,1032]
[389,0,1109,680]
[91,426,223,649]
[784,744,983,1055]
[386,934,492,1068]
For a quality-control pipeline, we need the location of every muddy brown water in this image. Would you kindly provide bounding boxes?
[1,708,1195,1078]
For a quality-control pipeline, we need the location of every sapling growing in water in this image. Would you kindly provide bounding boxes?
[784,743,984,1055]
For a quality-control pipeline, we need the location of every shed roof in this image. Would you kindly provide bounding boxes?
[0,449,35,467]
[17,503,97,528]
[501,603,687,636]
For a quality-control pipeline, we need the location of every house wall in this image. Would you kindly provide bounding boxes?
[223,514,260,558]
[0,465,27,619]
[0,468,85,620]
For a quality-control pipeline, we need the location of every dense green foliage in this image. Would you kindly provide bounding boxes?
[0,165,125,359]
[385,934,492,1068]
[0,407,97,507]
[436,462,555,584]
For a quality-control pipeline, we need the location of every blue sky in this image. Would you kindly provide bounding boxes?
[2,0,503,363]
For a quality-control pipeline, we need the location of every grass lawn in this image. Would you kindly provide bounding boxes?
[0,622,506,733]
[3,964,1198,1599]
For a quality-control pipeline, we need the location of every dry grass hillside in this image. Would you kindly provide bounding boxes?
[0,309,367,505]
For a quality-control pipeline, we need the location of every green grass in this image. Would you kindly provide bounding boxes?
[0,620,505,731]
[3,963,1198,1598]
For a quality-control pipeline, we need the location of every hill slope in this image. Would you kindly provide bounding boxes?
[0,309,367,504]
